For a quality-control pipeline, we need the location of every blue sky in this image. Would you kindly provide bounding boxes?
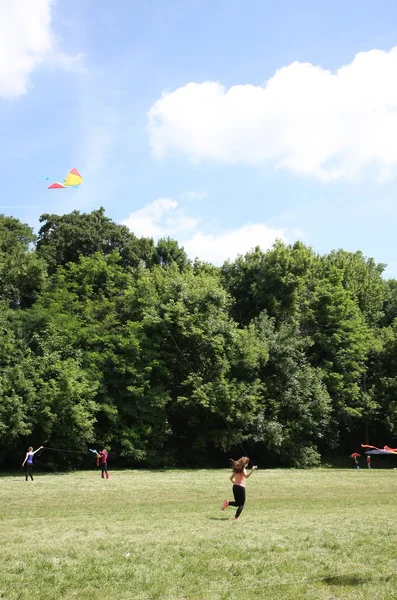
[2,0,397,275]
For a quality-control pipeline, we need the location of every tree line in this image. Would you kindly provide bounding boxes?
[1,207,396,469]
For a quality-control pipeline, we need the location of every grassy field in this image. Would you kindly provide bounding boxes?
[1,468,397,600]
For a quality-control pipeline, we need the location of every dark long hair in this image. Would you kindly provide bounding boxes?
[229,456,249,473]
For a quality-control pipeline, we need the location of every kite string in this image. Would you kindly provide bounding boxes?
[42,447,91,455]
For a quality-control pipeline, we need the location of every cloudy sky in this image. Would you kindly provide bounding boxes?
[2,0,397,274]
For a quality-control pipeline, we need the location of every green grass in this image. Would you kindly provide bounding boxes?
[1,468,397,599]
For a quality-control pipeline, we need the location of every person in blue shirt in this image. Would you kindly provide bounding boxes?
[22,446,43,481]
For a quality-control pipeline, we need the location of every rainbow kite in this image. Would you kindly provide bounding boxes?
[42,168,83,189]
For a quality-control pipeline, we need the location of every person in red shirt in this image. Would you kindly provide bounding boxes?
[350,452,360,469]
[96,449,109,479]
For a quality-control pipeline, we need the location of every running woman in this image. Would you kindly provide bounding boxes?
[22,446,43,481]
[221,457,257,520]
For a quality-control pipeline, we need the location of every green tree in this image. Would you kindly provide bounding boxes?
[249,316,332,467]
[221,241,317,325]
[36,207,154,273]
[382,279,397,326]
[366,323,397,438]
[320,250,386,325]
[0,303,98,465]
[303,273,371,437]
[121,264,270,461]
[28,253,171,463]
[0,215,46,308]
[150,237,190,271]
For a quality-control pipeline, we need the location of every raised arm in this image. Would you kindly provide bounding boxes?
[245,466,258,478]
[32,446,44,455]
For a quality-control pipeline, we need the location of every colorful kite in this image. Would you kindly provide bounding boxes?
[361,444,397,455]
[385,445,397,453]
[41,168,83,189]
[89,448,100,466]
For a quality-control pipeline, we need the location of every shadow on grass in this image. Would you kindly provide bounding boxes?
[322,575,372,586]
[208,517,230,521]
[0,471,74,479]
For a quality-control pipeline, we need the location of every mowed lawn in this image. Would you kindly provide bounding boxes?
[1,468,397,600]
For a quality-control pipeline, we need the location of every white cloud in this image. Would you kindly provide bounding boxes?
[122,198,199,239]
[148,47,397,182]
[122,197,286,264]
[180,191,207,200]
[183,224,286,265]
[0,0,80,99]
[49,51,85,71]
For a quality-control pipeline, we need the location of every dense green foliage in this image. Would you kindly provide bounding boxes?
[1,208,397,467]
